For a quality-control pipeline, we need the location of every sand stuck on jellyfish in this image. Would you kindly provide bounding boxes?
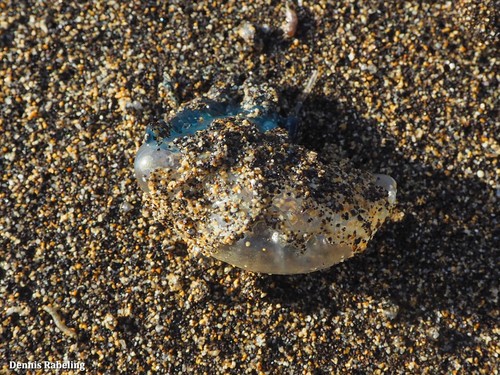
[134,75,397,274]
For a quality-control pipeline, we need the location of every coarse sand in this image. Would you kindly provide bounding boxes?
[1,1,498,373]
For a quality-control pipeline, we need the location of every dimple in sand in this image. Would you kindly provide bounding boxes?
[135,76,397,274]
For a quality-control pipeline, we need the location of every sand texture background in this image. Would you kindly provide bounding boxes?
[1,0,498,373]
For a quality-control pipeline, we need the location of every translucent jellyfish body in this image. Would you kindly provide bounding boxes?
[135,83,397,274]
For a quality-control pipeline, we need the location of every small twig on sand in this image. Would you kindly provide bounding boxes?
[42,305,77,338]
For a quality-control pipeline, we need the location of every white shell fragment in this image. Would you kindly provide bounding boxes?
[237,22,257,45]
[282,3,298,38]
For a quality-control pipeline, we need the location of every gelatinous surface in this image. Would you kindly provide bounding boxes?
[134,93,288,192]
[136,83,397,274]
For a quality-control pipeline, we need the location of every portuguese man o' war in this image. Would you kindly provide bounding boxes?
[134,76,397,274]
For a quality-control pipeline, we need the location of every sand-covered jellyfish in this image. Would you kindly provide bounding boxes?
[134,78,397,274]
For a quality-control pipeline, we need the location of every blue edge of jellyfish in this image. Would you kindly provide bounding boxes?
[145,99,298,151]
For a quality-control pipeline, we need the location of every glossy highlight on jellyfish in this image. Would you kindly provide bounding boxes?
[135,79,397,274]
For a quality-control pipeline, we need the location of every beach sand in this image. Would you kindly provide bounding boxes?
[1,1,498,373]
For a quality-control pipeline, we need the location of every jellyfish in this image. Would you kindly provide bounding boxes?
[134,75,397,274]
